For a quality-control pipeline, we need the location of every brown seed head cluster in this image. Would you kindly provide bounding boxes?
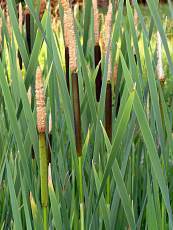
[92,0,100,45]
[35,67,46,133]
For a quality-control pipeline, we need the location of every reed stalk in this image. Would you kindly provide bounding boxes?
[61,0,84,228]
[35,67,48,230]
[104,2,113,207]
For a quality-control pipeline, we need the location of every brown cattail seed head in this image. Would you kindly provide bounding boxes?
[92,0,100,45]
[156,31,165,82]
[35,67,46,133]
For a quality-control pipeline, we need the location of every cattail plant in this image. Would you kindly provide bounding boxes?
[156,31,165,84]
[35,66,48,230]
[18,3,23,69]
[104,2,113,206]
[25,6,31,54]
[92,0,102,102]
[61,0,84,228]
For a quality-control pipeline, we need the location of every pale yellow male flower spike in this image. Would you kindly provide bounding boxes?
[92,0,100,45]
[35,67,46,133]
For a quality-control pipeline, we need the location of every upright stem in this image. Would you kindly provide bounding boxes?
[39,133,48,230]
[78,156,84,230]
[94,45,102,102]
[43,207,47,230]
[105,81,112,206]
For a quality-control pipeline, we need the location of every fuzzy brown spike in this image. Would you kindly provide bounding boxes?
[35,67,46,133]
[72,72,82,156]
[105,82,112,141]
[25,6,31,54]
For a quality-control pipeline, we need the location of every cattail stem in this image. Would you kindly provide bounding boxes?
[36,67,48,229]
[43,207,47,230]
[65,46,70,92]
[94,45,102,102]
[39,133,48,230]
[78,156,84,230]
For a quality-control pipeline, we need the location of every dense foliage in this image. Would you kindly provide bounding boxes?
[0,0,173,229]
